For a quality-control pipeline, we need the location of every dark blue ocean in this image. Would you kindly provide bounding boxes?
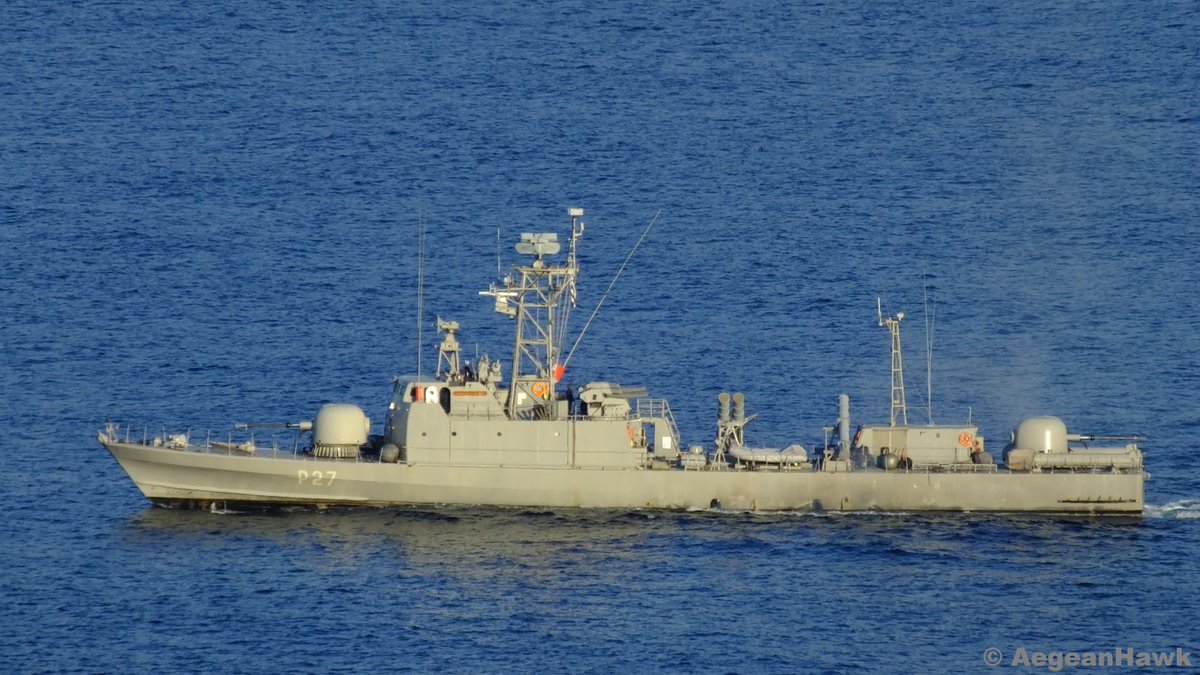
[3,1,1198,672]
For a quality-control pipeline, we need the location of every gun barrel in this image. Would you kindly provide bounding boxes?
[235,421,313,431]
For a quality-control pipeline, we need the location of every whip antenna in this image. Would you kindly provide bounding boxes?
[416,211,426,379]
[923,267,935,424]
[562,209,661,369]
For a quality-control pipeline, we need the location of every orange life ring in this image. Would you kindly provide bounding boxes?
[531,382,549,398]
[958,432,972,447]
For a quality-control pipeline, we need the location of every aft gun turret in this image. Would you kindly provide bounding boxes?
[1003,416,1144,472]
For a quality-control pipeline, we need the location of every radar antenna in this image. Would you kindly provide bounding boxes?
[435,317,462,383]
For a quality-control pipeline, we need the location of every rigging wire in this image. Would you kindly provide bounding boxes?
[562,209,661,370]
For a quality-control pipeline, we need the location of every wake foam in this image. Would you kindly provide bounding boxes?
[1145,499,1200,519]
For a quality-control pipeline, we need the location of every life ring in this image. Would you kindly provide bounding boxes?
[531,382,549,398]
[958,432,972,447]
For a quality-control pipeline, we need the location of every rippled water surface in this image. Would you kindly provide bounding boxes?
[3,1,1198,672]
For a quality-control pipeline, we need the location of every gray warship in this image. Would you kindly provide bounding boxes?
[99,208,1146,515]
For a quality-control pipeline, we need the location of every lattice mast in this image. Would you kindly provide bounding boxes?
[481,208,584,418]
[878,298,908,427]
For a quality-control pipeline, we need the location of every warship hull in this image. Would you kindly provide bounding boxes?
[101,436,1143,515]
[98,209,1148,517]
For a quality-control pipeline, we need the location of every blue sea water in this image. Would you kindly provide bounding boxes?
[2,0,1198,672]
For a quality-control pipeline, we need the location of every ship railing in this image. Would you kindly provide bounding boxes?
[201,427,306,459]
[199,428,307,460]
[919,462,1143,474]
[112,423,336,461]
[632,398,682,452]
